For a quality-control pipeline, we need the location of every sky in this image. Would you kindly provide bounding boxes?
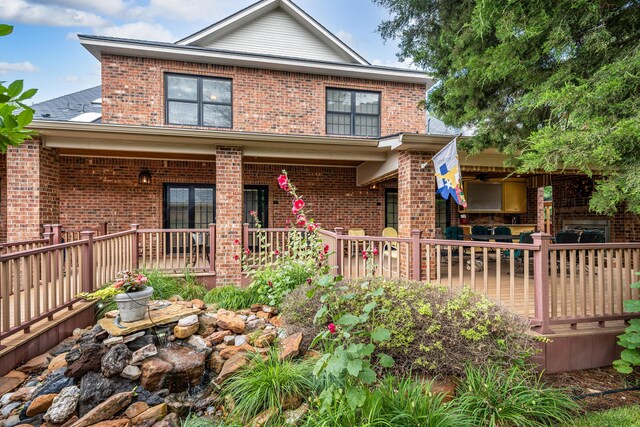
[0,0,413,104]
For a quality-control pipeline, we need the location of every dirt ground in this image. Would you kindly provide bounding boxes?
[544,367,640,412]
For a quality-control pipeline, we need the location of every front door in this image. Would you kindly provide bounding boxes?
[244,185,268,227]
[164,184,215,254]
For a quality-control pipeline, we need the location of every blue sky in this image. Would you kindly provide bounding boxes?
[0,0,412,104]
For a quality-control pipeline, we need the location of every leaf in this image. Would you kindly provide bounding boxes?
[378,353,395,368]
[620,349,640,365]
[624,299,640,313]
[336,314,360,326]
[371,327,391,342]
[345,386,367,408]
[363,301,376,314]
[313,353,330,376]
[7,80,23,98]
[370,287,384,297]
[313,305,328,324]
[0,24,13,37]
[358,368,377,384]
[346,359,363,377]
[306,288,316,299]
[613,359,633,374]
[17,88,37,101]
[361,343,375,356]
[16,108,33,128]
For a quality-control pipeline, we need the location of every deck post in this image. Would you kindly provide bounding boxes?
[99,222,108,236]
[334,227,344,276]
[42,224,52,240]
[81,231,95,293]
[51,224,63,245]
[209,223,216,274]
[130,224,139,270]
[532,233,553,334]
[411,230,422,280]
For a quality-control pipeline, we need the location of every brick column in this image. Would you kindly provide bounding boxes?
[215,146,243,285]
[0,153,6,243]
[398,151,436,280]
[534,187,545,233]
[6,138,60,241]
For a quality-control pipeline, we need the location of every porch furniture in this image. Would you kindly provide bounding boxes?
[513,231,534,276]
[442,226,464,263]
[493,226,513,243]
[382,227,398,259]
[555,231,579,244]
[347,228,366,256]
[471,225,491,241]
[579,230,605,244]
[191,232,210,265]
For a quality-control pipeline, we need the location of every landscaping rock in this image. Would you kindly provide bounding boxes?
[2,393,14,406]
[220,344,254,359]
[17,354,50,374]
[191,299,206,310]
[3,415,21,427]
[197,313,217,336]
[234,335,248,346]
[131,344,158,365]
[431,378,456,403]
[72,391,133,427]
[25,393,57,417]
[216,353,248,383]
[2,402,21,417]
[49,338,78,357]
[207,354,225,374]
[88,419,131,427]
[125,334,157,352]
[223,335,236,345]
[155,347,205,392]
[140,358,172,392]
[279,333,303,360]
[48,353,69,371]
[130,403,167,426]
[206,330,231,344]
[173,315,199,339]
[269,316,283,328]
[246,319,266,333]
[103,337,124,347]
[216,312,245,334]
[152,412,178,427]
[186,335,209,352]
[43,386,80,424]
[122,331,146,344]
[32,368,74,398]
[10,386,36,402]
[125,401,149,419]
[120,366,141,381]
[78,372,132,417]
[283,403,309,426]
[262,306,277,314]
[253,331,277,348]
[101,344,132,378]
[98,304,200,337]
[65,343,106,378]
[252,407,278,427]
[256,312,271,320]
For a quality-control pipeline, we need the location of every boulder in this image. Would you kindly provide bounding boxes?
[252,407,278,427]
[125,334,157,352]
[279,333,302,360]
[102,344,132,378]
[26,393,57,417]
[253,331,277,348]
[216,353,248,383]
[283,403,309,426]
[185,335,209,352]
[43,386,80,424]
[197,313,217,336]
[48,353,69,371]
[32,368,74,398]
[151,412,178,427]
[216,312,245,334]
[207,354,224,374]
[65,343,106,378]
[223,335,236,345]
[234,335,248,346]
[246,319,266,333]
[155,347,205,392]
[256,312,271,320]
[130,403,167,426]
[124,402,149,419]
[250,304,263,312]
[49,337,77,357]
[103,337,124,347]
[173,317,198,339]
[130,344,158,365]
[88,419,131,427]
[262,306,277,314]
[71,391,133,427]
[220,344,255,359]
[120,365,141,381]
[191,299,206,310]
[17,354,50,374]
[139,358,172,392]
[269,316,283,328]
[2,402,21,417]
[122,331,146,344]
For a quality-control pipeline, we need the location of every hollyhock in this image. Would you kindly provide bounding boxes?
[373,247,379,255]
[277,174,289,190]
[233,238,240,245]
[274,250,280,256]
[296,214,307,227]
[362,251,368,260]
[249,210,258,217]
[307,223,317,232]
[323,244,329,254]
[292,198,305,214]
[245,248,251,255]
[328,323,337,334]
[233,254,239,261]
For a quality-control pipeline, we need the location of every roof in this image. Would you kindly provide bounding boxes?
[31,86,102,122]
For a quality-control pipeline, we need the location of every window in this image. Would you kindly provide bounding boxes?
[165,74,232,128]
[244,186,269,227]
[164,184,216,229]
[326,88,380,137]
[385,189,398,230]
[435,198,451,231]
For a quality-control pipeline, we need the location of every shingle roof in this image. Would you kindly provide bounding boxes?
[31,86,102,122]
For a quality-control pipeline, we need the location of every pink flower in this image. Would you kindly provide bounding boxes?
[233,238,240,245]
[277,174,289,191]
[292,198,305,214]
[323,244,329,254]
[274,250,280,256]
[328,323,337,334]
[249,210,258,217]
[268,281,273,287]
[306,278,313,285]
[245,248,251,255]
[319,253,325,261]
[362,251,368,260]
[373,247,379,255]
[234,254,239,261]
[296,214,307,227]
[307,223,317,232]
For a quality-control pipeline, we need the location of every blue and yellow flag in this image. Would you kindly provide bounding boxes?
[433,138,467,207]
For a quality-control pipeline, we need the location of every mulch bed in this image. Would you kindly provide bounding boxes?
[544,367,640,412]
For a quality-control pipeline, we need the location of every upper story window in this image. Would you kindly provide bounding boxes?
[326,88,380,137]
[165,74,232,128]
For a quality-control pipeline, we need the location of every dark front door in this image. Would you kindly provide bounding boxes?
[244,185,269,227]
[164,184,216,229]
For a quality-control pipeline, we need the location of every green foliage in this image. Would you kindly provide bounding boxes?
[454,364,579,427]
[221,350,315,423]
[282,278,536,377]
[250,259,315,308]
[0,24,38,152]
[180,414,218,427]
[614,275,640,374]
[203,285,266,310]
[374,0,640,214]
[560,405,640,427]
[303,375,467,427]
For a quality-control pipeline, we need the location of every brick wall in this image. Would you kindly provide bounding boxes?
[101,54,426,136]
[5,139,59,241]
[0,153,6,242]
[552,175,640,242]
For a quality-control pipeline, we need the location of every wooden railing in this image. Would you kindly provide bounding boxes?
[93,230,135,285]
[137,227,214,274]
[243,226,305,268]
[0,238,51,256]
[60,222,108,243]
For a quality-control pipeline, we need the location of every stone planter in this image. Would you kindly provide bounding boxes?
[114,287,154,322]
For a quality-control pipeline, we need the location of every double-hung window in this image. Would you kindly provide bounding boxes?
[165,74,232,128]
[326,88,380,137]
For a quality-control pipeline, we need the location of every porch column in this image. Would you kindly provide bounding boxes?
[398,151,436,280]
[6,138,60,242]
[534,187,546,233]
[215,146,243,285]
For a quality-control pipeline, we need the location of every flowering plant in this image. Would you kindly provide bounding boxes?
[81,270,149,301]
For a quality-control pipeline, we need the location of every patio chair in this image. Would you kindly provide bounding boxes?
[191,232,210,266]
[493,226,513,243]
[512,232,534,276]
[347,228,366,256]
[579,230,605,244]
[555,231,579,244]
[382,227,398,258]
[442,226,464,264]
[471,225,491,241]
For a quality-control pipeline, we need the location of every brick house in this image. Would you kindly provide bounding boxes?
[0,0,638,284]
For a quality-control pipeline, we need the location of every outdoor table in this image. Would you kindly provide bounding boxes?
[462,234,521,241]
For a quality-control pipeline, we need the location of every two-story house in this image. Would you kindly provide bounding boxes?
[1,0,637,284]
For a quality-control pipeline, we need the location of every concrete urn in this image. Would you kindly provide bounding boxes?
[114,286,153,322]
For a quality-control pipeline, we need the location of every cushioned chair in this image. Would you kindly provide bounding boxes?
[347,228,366,256]
[382,227,398,260]
[444,226,464,241]
[471,225,491,241]
[493,226,513,244]
[580,230,605,244]
[555,231,579,244]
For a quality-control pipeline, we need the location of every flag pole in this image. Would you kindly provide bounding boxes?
[420,134,462,170]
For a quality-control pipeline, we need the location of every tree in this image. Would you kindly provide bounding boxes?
[0,24,37,153]
[374,0,640,214]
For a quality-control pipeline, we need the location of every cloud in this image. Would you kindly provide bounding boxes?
[98,22,174,42]
[372,57,416,69]
[0,0,108,27]
[0,61,39,75]
[30,0,129,17]
[134,0,252,22]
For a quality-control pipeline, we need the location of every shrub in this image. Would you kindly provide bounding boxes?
[203,285,266,310]
[222,350,315,423]
[281,277,537,377]
[454,364,579,427]
[303,375,466,427]
[250,259,315,308]
[613,275,640,374]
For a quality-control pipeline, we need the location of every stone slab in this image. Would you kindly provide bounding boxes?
[98,303,201,337]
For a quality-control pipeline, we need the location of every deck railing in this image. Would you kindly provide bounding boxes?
[137,227,214,274]
[0,238,52,256]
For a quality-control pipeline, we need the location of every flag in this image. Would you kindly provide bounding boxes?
[433,137,467,207]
